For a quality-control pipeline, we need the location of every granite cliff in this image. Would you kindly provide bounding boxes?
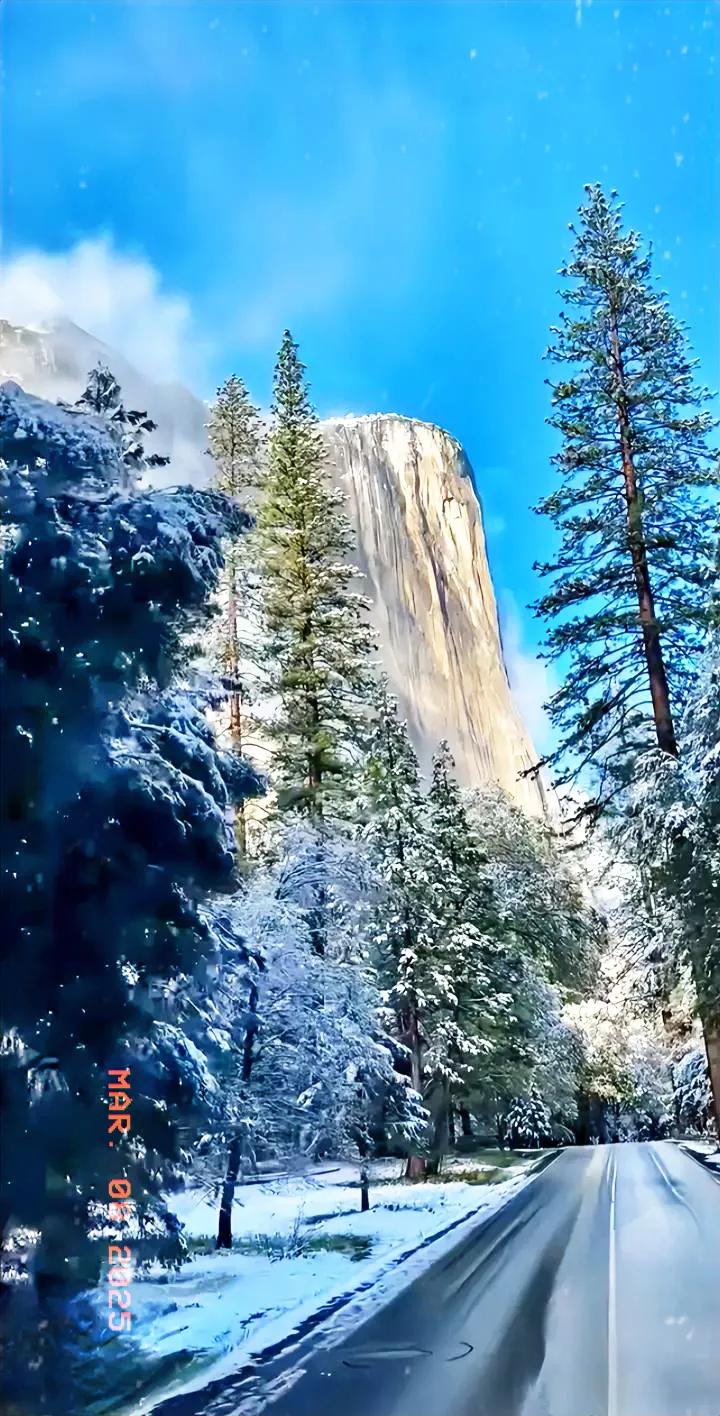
[324,415,548,816]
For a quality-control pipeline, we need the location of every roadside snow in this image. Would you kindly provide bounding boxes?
[168,1156,524,1245]
[680,1140,720,1172]
[105,1157,538,1415]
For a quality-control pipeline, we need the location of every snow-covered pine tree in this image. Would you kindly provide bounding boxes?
[0,386,262,1314]
[465,784,601,1000]
[503,1094,552,1150]
[422,743,515,1168]
[75,361,170,489]
[534,186,717,821]
[206,375,264,854]
[257,331,375,822]
[361,690,437,1176]
[673,1048,714,1135]
[627,608,720,1136]
[198,824,425,1244]
[206,374,264,504]
[361,700,507,1175]
[457,785,601,1136]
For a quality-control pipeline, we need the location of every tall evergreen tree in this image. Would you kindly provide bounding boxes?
[423,744,513,1166]
[257,331,375,821]
[206,374,263,503]
[206,375,264,853]
[75,362,170,489]
[0,385,262,1320]
[361,692,440,1175]
[362,704,512,1175]
[534,185,717,820]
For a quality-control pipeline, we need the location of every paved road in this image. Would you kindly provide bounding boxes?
[163,1144,720,1416]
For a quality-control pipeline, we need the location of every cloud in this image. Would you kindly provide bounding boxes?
[0,239,200,384]
[499,593,556,753]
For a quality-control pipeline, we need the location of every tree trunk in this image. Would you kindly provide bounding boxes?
[216,982,258,1250]
[448,1103,456,1147]
[609,322,678,757]
[459,1105,473,1138]
[427,1080,450,1176]
[667,1061,682,1135]
[216,1135,241,1249]
[242,981,259,1084]
[406,1153,427,1180]
[701,1022,720,1141]
[308,837,327,956]
[404,1010,427,1179]
[226,552,248,855]
[359,1163,370,1212]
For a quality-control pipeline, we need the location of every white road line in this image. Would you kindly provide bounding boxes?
[607,1151,618,1416]
[648,1145,685,1204]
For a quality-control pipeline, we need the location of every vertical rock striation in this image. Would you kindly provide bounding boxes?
[323,415,549,817]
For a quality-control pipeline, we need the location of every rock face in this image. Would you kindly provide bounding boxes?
[0,320,549,815]
[324,416,549,817]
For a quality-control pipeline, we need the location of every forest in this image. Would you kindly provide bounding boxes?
[1,185,719,1412]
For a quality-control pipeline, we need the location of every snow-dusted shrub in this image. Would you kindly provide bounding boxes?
[673,1048,714,1134]
[503,1095,552,1149]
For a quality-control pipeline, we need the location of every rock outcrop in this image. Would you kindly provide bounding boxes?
[324,415,549,817]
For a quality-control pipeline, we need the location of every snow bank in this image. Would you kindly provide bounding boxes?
[102,1158,536,1415]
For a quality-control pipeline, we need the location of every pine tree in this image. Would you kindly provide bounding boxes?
[0,385,262,1321]
[206,375,264,853]
[453,785,602,1139]
[673,1048,714,1135]
[423,744,514,1168]
[361,691,439,1175]
[361,704,507,1174]
[503,1093,552,1149]
[534,185,717,821]
[467,785,601,995]
[206,374,263,503]
[627,613,720,1136]
[257,331,375,822]
[199,823,426,1244]
[75,362,170,489]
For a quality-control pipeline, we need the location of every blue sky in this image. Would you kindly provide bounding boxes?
[1,0,717,742]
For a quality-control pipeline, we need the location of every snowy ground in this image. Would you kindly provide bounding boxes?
[94,1152,540,1416]
[679,1138,720,1175]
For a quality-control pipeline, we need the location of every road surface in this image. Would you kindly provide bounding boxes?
[161,1143,720,1416]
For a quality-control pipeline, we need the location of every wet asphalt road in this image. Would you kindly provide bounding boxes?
[164,1143,720,1416]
